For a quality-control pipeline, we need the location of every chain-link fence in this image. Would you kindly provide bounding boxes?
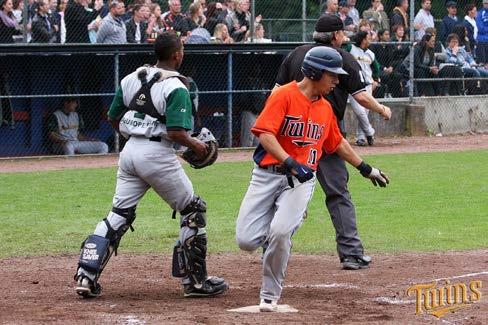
[1,0,487,157]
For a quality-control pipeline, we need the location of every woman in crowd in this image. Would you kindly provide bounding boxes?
[0,0,22,43]
[391,24,410,70]
[210,22,232,43]
[177,1,205,37]
[204,1,223,36]
[146,3,164,41]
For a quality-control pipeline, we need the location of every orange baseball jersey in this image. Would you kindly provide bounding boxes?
[252,81,343,170]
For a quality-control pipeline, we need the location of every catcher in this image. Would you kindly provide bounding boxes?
[74,32,226,298]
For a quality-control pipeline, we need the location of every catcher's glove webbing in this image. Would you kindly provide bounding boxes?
[182,127,218,169]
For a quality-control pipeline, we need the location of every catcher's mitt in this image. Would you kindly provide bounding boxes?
[182,127,218,169]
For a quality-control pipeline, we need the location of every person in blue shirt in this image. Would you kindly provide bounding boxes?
[476,0,488,65]
[440,1,460,45]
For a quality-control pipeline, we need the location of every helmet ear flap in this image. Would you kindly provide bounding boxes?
[301,62,323,81]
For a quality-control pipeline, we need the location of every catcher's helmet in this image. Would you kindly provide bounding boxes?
[301,46,348,81]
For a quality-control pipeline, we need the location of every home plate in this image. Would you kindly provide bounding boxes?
[227,305,298,313]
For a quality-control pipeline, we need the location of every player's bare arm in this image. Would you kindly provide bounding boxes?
[335,138,390,187]
[167,129,208,158]
[352,91,391,120]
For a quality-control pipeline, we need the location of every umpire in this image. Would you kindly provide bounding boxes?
[275,14,391,270]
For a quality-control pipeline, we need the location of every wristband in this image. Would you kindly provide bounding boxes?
[356,161,372,177]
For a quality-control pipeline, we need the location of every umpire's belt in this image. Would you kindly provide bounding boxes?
[258,164,287,174]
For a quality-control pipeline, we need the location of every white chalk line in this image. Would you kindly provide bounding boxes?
[434,271,488,282]
[374,297,415,305]
[121,315,146,325]
[284,283,359,289]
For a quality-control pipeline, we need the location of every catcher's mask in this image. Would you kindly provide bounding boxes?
[182,127,218,169]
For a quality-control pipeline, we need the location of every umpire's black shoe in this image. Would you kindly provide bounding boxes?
[75,275,102,298]
[184,276,229,298]
[341,255,372,270]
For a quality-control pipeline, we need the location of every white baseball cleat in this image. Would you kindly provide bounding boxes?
[259,299,278,312]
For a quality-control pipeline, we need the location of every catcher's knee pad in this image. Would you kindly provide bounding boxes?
[180,195,207,229]
[77,206,137,279]
[172,231,208,285]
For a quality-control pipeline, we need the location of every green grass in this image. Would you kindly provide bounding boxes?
[0,150,487,258]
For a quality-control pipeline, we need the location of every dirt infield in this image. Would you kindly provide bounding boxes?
[1,134,487,324]
[1,251,487,324]
[1,134,487,173]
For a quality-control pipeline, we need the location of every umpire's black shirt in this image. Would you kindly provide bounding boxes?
[275,43,366,121]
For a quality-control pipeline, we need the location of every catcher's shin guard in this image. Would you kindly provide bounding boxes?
[76,206,137,283]
[172,196,208,285]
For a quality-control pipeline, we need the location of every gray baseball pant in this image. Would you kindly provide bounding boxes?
[236,166,315,301]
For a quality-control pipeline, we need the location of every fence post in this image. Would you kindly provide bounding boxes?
[250,0,255,42]
[114,51,120,154]
[226,51,233,148]
[302,0,307,42]
[408,0,415,102]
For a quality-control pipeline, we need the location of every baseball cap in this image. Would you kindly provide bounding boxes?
[446,1,457,8]
[338,0,348,7]
[315,14,345,33]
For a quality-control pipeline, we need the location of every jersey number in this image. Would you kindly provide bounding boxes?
[307,149,318,165]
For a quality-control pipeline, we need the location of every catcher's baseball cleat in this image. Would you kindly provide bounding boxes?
[259,299,278,312]
[341,255,372,270]
[75,276,102,298]
[183,276,228,298]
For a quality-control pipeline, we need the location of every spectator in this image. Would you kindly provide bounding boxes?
[391,24,409,68]
[414,0,434,41]
[246,22,270,43]
[452,24,471,52]
[185,26,210,43]
[347,0,359,26]
[126,3,148,43]
[47,97,109,155]
[370,29,406,97]
[146,3,164,41]
[439,1,459,46]
[476,0,488,65]
[177,1,205,37]
[11,0,22,23]
[223,0,237,30]
[445,33,488,93]
[338,1,355,35]
[65,0,102,43]
[412,33,462,96]
[390,0,408,36]
[413,33,439,96]
[56,0,68,43]
[162,0,185,32]
[358,19,377,41]
[464,3,478,54]
[197,0,206,14]
[0,0,22,43]
[96,0,126,44]
[30,0,58,43]
[425,26,444,53]
[323,0,338,15]
[362,0,389,33]
[204,1,223,36]
[229,0,255,42]
[346,31,378,146]
[210,22,232,43]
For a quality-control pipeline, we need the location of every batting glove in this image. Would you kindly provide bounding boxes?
[356,161,389,187]
[283,157,314,183]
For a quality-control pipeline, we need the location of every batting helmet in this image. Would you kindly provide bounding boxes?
[301,46,348,81]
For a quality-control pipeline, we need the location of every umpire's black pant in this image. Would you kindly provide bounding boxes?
[316,152,364,260]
